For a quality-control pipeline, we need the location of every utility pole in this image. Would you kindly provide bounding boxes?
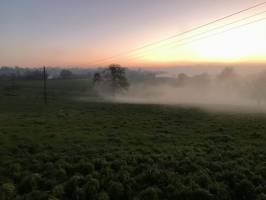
[43,66,47,104]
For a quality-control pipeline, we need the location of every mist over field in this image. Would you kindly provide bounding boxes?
[116,84,251,105]
[1,65,266,112]
[106,67,266,112]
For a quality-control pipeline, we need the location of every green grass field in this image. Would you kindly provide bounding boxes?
[1,86,266,200]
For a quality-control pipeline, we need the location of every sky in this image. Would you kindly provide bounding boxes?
[0,0,266,67]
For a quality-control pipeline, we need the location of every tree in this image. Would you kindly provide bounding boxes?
[216,67,239,94]
[248,71,266,106]
[217,67,237,82]
[24,69,44,80]
[93,73,102,86]
[107,64,129,95]
[177,73,189,86]
[93,64,129,96]
[60,69,73,79]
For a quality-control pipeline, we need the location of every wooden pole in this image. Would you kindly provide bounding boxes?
[43,66,47,104]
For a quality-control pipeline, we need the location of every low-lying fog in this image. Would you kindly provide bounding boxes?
[113,67,266,112]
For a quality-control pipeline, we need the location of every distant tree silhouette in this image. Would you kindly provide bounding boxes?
[93,64,129,96]
[177,73,189,86]
[107,64,129,95]
[216,67,239,91]
[93,73,102,85]
[191,73,211,90]
[250,71,266,106]
[217,67,236,81]
[60,69,73,79]
[24,70,44,80]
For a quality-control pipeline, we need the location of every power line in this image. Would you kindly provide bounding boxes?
[89,1,266,66]
[125,11,266,61]
[124,17,266,64]
[174,17,266,47]
[94,11,266,65]
[130,18,266,64]
[43,66,47,105]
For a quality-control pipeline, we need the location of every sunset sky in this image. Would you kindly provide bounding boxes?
[0,0,266,67]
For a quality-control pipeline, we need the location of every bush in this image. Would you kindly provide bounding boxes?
[52,184,65,199]
[82,177,100,199]
[0,182,16,200]
[139,187,160,200]
[64,175,84,199]
[76,160,94,175]
[25,190,49,200]
[107,181,124,200]
[97,191,110,200]
[18,173,41,194]
[234,180,256,200]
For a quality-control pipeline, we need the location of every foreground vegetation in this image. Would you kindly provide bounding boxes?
[1,92,266,200]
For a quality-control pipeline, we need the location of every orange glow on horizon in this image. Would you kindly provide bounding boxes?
[125,18,266,67]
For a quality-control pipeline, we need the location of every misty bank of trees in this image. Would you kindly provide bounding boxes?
[175,67,266,105]
[127,67,266,106]
[2,65,266,105]
[0,66,152,81]
[0,67,94,80]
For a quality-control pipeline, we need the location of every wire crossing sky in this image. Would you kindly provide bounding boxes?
[0,0,266,67]
[124,12,266,63]
[89,2,266,66]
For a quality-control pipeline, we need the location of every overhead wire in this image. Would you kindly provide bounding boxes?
[124,11,266,62]
[88,2,266,66]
